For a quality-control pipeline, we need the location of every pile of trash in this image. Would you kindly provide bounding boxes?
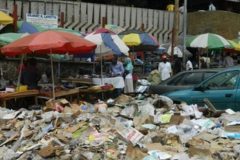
[1,94,240,160]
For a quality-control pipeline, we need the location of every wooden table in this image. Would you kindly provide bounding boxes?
[61,78,93,86]
[79,86,115,100]
[38,88,80,101]
[92,77,125,89]
[0,90,39,108]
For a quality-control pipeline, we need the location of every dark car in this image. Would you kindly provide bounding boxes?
[149,69,220,95]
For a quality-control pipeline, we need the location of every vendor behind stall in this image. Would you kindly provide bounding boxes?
[124,57,134,93]
[21,58,41,89]
[110,55,124,97]
[110,55,124,77]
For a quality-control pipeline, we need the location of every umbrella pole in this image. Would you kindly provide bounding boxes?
[100,45,103,85]
[101,55,103,85]
[17,54,24,89]
[58,60,60,79]
[50,54,56,100]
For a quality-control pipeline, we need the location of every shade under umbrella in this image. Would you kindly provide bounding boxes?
[119,29,159,51]
[186,33,231,49]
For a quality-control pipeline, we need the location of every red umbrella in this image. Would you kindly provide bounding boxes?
[1,31,96,99]
[1,30,96,56]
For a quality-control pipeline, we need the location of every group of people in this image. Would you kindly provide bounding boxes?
[19,55,135,96]
[109,55,134,96]
[18,51,236,99]
[157,54,193,82]
[154,51,235,84]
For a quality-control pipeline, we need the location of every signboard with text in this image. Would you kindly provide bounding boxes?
[26,13,58,29]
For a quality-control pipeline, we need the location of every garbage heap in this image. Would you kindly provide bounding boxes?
[0,94,240,160]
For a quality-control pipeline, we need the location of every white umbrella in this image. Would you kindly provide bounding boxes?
[186,33,231,49]
[160,43,192,57]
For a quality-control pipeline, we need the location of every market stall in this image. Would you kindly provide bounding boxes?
[83,28,129,96]
[0,89,39,108]
[38,87,80,102]
[1,30,96,101]
[92,76,124,89]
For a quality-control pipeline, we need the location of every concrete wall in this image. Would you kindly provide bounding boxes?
[0,0,184,44]
[188,11,240,39]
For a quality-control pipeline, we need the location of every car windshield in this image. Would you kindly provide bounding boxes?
[203,70,239,90]
[167,71,216,86]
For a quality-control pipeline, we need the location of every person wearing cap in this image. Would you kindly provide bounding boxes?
[158,55,172,81]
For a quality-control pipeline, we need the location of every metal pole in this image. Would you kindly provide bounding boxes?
[171,0,179,63]
[50,54,56,100]
[182,0,188,67]
[17,55,24,89]
[100,46,103,85]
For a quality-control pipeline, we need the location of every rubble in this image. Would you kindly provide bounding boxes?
[0,95,240,160]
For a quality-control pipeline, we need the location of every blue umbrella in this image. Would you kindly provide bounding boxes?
[18,21,40,34]
[85,28,129,56]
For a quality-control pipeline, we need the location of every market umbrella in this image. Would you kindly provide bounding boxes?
[85,28,129,56]
[0,11,13,25]
[17,21,83,36]
[48,27,84,36]
[160,44,192,58]
[18,21,41,34]
[0,33,29,45]
[1,30,96,99]
[105,24,125,34]
[186,33,231,49]
[228,39,240,51]
[119,29,159,51]
[85,28,129,84]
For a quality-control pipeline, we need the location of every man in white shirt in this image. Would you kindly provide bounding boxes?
[158,55,172,81]
[186,59,193,70]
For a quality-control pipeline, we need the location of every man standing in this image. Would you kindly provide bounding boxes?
[173,55,182,74]
[110,55,125,97]
[186,58,193,70]
[110,55,124,77]
[223,52,234,67]
[158,55,172,81]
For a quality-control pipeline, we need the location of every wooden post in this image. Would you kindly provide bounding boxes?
[5,0,7,9]
[102,17,107,28]
[141,23,144,31]
[13,2,18,33]
[60,12,64,27]
[171,0,179,63]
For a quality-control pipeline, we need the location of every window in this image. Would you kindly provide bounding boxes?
[167,73,187,85]
[168,72,203,85]
[178,72,203,85]
[203,71,239,90]
[203,72,216,80]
